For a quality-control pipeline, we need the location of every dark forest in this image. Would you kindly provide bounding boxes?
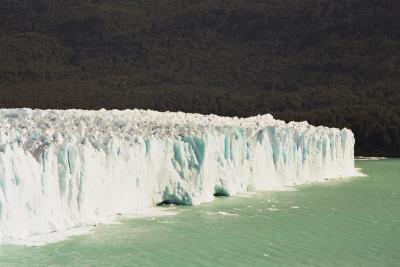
[0,0,399,156]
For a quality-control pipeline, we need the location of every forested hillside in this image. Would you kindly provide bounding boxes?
[0,0,399,156]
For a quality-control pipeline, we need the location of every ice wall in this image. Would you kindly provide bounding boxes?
[0,109,356,243]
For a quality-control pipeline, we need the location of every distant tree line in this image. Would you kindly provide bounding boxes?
[0,0,399,156]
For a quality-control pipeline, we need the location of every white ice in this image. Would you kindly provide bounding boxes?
[0,108,358,244]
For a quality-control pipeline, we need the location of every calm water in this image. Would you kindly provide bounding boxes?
[1,159,399,266]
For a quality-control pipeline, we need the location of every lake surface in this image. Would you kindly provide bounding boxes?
[1,159,399,266]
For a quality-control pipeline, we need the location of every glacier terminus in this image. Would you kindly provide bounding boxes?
[0,109,358,244]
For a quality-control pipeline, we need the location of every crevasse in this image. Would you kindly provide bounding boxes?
[0,109,356,243]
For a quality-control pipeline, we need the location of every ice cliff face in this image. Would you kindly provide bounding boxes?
[0,109,356,243]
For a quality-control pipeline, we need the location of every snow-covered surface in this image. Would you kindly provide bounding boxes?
[0,109,358,244]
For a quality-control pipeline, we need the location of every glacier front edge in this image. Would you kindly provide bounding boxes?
[0,109,357,244]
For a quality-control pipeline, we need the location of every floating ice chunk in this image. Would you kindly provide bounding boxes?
[266,208,279,211]
[206,211,239,216]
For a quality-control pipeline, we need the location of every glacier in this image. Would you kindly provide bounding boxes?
[0,108,357,244]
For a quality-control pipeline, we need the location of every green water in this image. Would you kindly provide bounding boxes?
[1,160,399,266]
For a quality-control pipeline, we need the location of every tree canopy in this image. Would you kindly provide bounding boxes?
[0,0,399,156]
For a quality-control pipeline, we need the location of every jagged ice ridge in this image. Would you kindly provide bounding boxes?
[0,109,357,244]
